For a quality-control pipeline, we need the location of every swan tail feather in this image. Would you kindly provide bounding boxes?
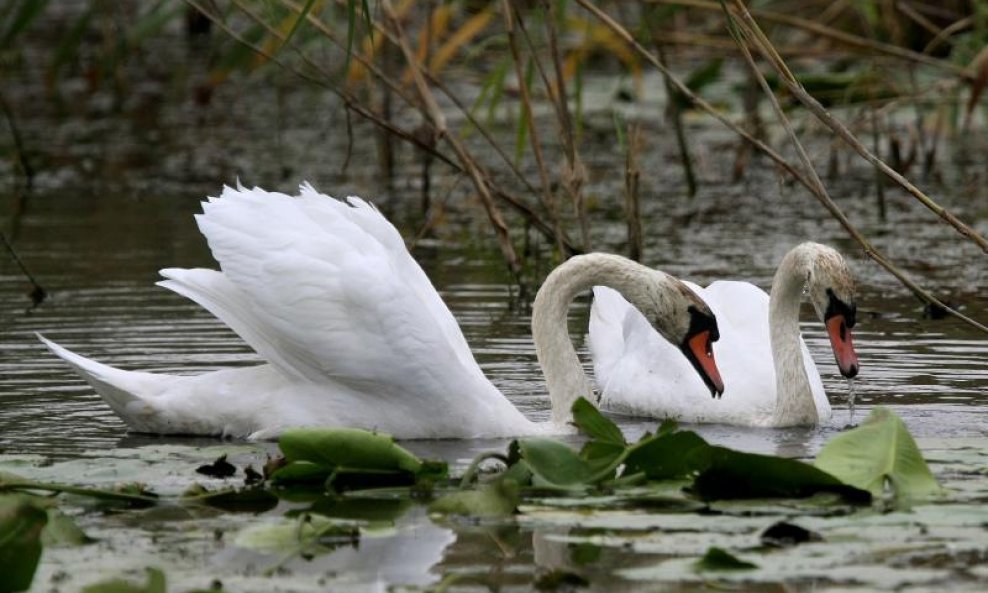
[37,334,169,432]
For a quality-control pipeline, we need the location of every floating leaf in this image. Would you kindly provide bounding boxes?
[518,439,595,487]
[571,398,627,475]
[0,494,47,593]
[624,430,711,480]
[233,514,358,555]
[269,460,330,485]
[279,428,424,472]
[429,479,519,517]
[571,397,625,446]
[693,447,871,504]
[41,509,93,547]
[300,496,413,523]
[183,485,279,513]
[275,428,447,488]
[815,407,941,505]
[80,567,166,593]
[694,547,758,571]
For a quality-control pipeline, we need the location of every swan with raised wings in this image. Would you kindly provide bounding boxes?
[590,242,859,427]
[40,184,724,440]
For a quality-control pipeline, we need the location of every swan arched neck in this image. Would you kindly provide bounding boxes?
[768,246,819,426]
[532,253,679,426]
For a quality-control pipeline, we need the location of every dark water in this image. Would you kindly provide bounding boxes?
[1,8,986,590]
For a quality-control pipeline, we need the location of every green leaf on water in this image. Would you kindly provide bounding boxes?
[279,428,423,472]
[571,397,628,475]
[814,407,941,504]
[624,430,711,480]
[429,479,520,517]
[275,428,447,488]
[183,485,279,513]
[80,567,166,593]
[693,447,871,504]
[0,494,48,593]
[41,509,93,547]
[518,438,596,487]
[233,514,358,555]
[571,397,625,446]
[270,460,332,485]
[694,546,758,571]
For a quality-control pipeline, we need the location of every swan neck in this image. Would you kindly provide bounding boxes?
[768,249,817,426]
[532,254,671,426]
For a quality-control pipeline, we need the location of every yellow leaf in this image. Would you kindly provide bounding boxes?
[429,6,495,75]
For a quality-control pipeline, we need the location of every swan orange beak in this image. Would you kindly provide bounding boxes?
[826,314,859,378]
[684,330,725,399]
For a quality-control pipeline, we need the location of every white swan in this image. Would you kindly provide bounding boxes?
[39,184,724,440]
[590,242,859,427]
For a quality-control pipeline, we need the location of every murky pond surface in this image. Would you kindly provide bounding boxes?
[1,10,987,590]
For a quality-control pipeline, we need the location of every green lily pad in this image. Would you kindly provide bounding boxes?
[429,479,519,517]
[571,397,625,447]
[80,567,166,593]
[41,509,94,547]
[518,438,596,487]
[276,428,447,488]
[815,407,942,505]
[694,546,758,571]
[233,514,359,555]
[624,431,711,480]
[0,494,48,593]
[693,446,871,503]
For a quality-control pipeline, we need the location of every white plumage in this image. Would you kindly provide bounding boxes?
[40,184,722,439]
[590,243,859,428]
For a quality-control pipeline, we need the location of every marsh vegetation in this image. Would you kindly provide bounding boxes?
[1,1,986,591]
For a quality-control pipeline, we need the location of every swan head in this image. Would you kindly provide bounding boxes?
[639,278,725,398]
[802,244,859,379]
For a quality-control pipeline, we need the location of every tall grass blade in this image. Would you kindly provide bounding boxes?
[0,0,50,48]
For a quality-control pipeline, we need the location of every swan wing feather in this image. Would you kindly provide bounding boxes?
[173,185,483,400]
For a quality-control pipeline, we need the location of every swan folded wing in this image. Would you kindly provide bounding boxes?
[184,185,485,398]
[294,186,476,369]
[703,279,825,415]
[156,267,310,382]
[590,286,705,411]
[701,280,771,341]
[589,286,637,389]
[590,286,699,393]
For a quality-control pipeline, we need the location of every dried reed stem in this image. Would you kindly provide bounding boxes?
[649,0,971,79]
[624,124,644,261]
[727,0,988,253]
[381,0,524,283]
[501,0,565,256]
[194,0,577,256]
[0,90,34,189]
[287,0,580,254]
[721,4,987,333]
[0,230,45,309]
[657,42,697,196]
[538,0,590,250]
[574,0,987,333]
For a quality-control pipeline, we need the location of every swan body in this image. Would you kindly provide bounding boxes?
[590,242,858,428]
[41,184,722,440]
